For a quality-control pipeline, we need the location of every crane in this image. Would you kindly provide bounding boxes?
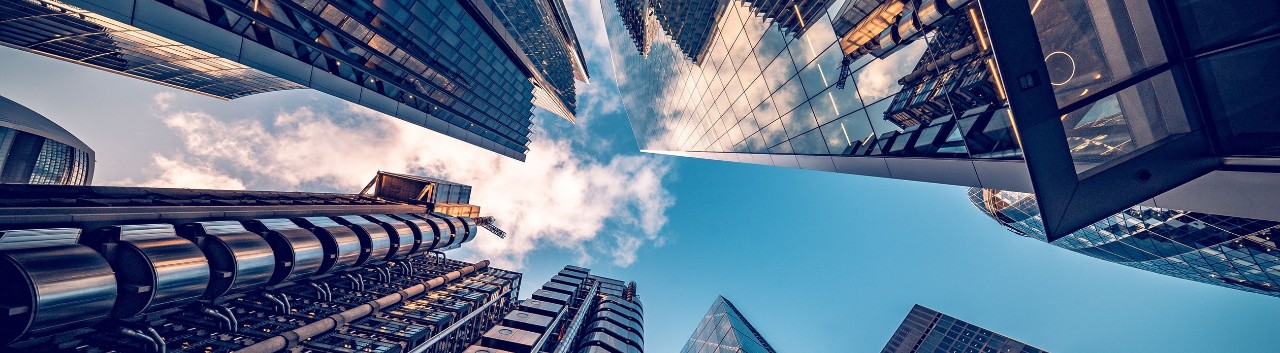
[474,216,507,239]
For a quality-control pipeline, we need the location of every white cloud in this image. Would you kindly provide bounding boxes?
[116,94,674,270]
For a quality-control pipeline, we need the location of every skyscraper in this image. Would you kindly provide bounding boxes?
[681,296,775,353]
[970,188,1280,297]
[0,172,515,352]
[466,265,643,353]
[602,0,1280,239]
[0,0,591,160]
[882,305,1045,353]
[0,95,94,185]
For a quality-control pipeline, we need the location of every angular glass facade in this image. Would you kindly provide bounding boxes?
[0,0,304,99]
[1,0,591,160]
[603,0,1280,239]
[681,296,775,353]
[0,95,93,185]
[970,188,1280,297]
[485,0,590,121]
[882,305,1045,353]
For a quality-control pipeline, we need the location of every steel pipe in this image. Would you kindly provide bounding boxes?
[232,260,490,353]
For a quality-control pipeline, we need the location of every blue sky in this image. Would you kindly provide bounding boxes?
[2,6,1280,353]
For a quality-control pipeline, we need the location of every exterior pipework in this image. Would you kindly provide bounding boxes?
[292,217,366,269]
[232,260,492,353]
[83,224,210,318]
[242,219,326,284]
[0,228,117,344]
[363,214,420,259]
[391,214,442,253]
[416,214,459,250]
[178,221,275,299]
[331,215,393,263]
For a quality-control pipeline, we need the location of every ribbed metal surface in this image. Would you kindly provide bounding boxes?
[332,215,392,263]
[293,216,366,270]
[0,228,116,344]
[84,224,209,318]
[242,219,326,284]
[179,221,275,299]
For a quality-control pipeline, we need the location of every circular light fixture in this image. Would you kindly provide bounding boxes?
[499,329,513,335]
[1044,51,1076,86]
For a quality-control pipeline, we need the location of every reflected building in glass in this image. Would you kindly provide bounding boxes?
[681,296,775,353]
[602,0,1280,239]
[0,95,93,185]
[0,0,591,160]
[882,305,1046,353]
[970,188,1280,297]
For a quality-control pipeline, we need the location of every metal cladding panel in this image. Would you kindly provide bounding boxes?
[0,229,116,344]
[796,155,838,172]
[238,40,313,84]
[601,295,642,314]
[242,219,326,283]
[518,300,564,317]
[972,160,1033,192]
[596,311,643,335]
[331,216,391,262]
[531,289,571,305]
[291,217,365,269]
[550,274,584,286]
[125,0,244,60]
[178,221,275,298]
[542,282,578,296]
[502,310,554,333]
[558,269,587,280]
[599,302,642,324]
[579,331,641,353]
[480,325,540,353]
[390,214,440,253]
[586,319,643,348]
[82,224,209,318]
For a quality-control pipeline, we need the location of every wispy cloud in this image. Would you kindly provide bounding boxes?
[115,94,674,269]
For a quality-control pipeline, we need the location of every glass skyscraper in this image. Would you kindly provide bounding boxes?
[0,0,590,160]
[602,0,1280,239]
[882,305,1045,353]
[0,95,93,185]
[681,296,775,353]
[970,188,1280,297]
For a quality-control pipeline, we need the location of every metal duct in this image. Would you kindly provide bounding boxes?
[363,214,420,259]
[331,215,392,263]
[0,228,116,344]
[83,224,210,318]
[391,214,441,253]
[242,219,326,284]
[291,217,365,270]
[178,221,275,299]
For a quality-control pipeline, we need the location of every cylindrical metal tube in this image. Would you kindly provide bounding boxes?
[390,214,439,255]
[242,219,326,284]
[331,216,391,263]
[178,221,275,299]
[362,214,418,259]
[83,224,210,318]
[291,217,364,270]
[0,229,117,344]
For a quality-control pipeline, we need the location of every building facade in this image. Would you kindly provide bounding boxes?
[0,0,591,160]
[0,95,93,185]
[602,0,1280,239]
[467,265,644,353]
[681,296,774,353]
[970,187,1280,297]
[882,305,1045,353]
[0,172,523,352]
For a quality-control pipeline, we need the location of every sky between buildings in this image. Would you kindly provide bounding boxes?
[1,1,1279,351]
